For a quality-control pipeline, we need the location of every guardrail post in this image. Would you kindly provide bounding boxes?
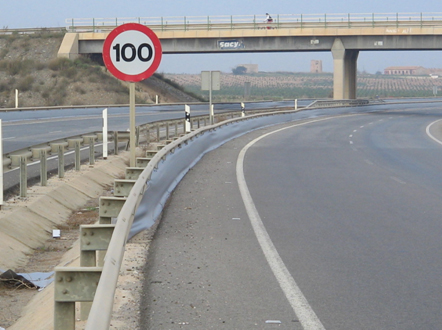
[54,300,75,330]
[98,196,127,224]
[75,141,81,171]
[79,224,115,320]
[80,224,115,266]
[146,126,150,144]
[58,145,65,178]
[114,131,119,155]
[146,150,158,157]
[136,157,152,168]
[125,167,144,180]
[19,156,27,198]
[136,126,140,147]
[166,123,170,140]
[54,267,102,330]
[174,122,178,137]
[89,140,95,166]
[156,123,160,141]
[114,179,137,197]
[40,149,47,186]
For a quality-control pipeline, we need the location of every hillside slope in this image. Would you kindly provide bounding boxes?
[0,31,198,108]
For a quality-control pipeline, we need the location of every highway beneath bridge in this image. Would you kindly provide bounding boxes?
[140,101,442,329]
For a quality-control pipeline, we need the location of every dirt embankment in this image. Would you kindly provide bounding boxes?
[0,32,199,108]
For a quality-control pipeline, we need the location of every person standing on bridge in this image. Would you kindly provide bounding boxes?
[265,13,273,29]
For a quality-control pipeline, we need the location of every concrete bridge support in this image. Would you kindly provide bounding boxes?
[331,38,359,100]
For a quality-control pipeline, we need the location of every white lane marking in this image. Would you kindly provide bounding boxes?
[236,118,333,330]
[3,137,15,140]
[349,134,353,138]
[426,119,442,146]
[390,176,406,184]
[349,141,353,145]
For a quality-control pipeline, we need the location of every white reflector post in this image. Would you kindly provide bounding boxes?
[102,108,108,159]
[185,105,191,133]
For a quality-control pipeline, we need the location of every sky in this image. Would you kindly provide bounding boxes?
[1,0,441,74]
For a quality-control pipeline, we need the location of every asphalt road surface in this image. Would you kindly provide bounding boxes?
[0,100,303,153]
[140,102,442,329]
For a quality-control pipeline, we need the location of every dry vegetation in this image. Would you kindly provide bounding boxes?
[166,72,442,101]
[0,31,200,108]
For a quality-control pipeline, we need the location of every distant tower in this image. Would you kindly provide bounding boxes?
[310,60,323,73]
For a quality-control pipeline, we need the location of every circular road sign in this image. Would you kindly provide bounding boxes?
[103,23,162,82]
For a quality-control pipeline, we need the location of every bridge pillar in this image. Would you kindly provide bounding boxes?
[58,33,79,60]
[331,38,359,100]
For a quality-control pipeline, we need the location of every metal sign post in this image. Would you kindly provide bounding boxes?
[129,83,136,164]
[103,23,162,166]
[102,108,108,159]
[201,71,220,125]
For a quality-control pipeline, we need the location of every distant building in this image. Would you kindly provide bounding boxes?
[383,66,426,75]
[237,64,259,73]
[310,60,323,73]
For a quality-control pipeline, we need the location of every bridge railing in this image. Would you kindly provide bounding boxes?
[65,12,442,32]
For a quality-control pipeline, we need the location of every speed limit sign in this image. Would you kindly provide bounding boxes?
[103,23,162,82]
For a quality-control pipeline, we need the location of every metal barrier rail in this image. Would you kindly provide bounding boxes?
[0,27,65,35]
[65,12,442,32]
[307,99,370,108]
[51,109,250,329]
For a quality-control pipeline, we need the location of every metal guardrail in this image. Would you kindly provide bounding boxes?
[83,110,280,329]
[0,27,65,35]
[64,12,442,32]
[307,99,370,108]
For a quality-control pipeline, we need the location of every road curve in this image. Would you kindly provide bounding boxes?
[141,103,442,329]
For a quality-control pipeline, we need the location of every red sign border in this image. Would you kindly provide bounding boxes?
[102,23,162,82]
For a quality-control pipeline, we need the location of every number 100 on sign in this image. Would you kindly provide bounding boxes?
[113,42,153,63]
[103,24,162,82]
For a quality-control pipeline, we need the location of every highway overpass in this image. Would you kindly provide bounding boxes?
[58,12,442,100]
